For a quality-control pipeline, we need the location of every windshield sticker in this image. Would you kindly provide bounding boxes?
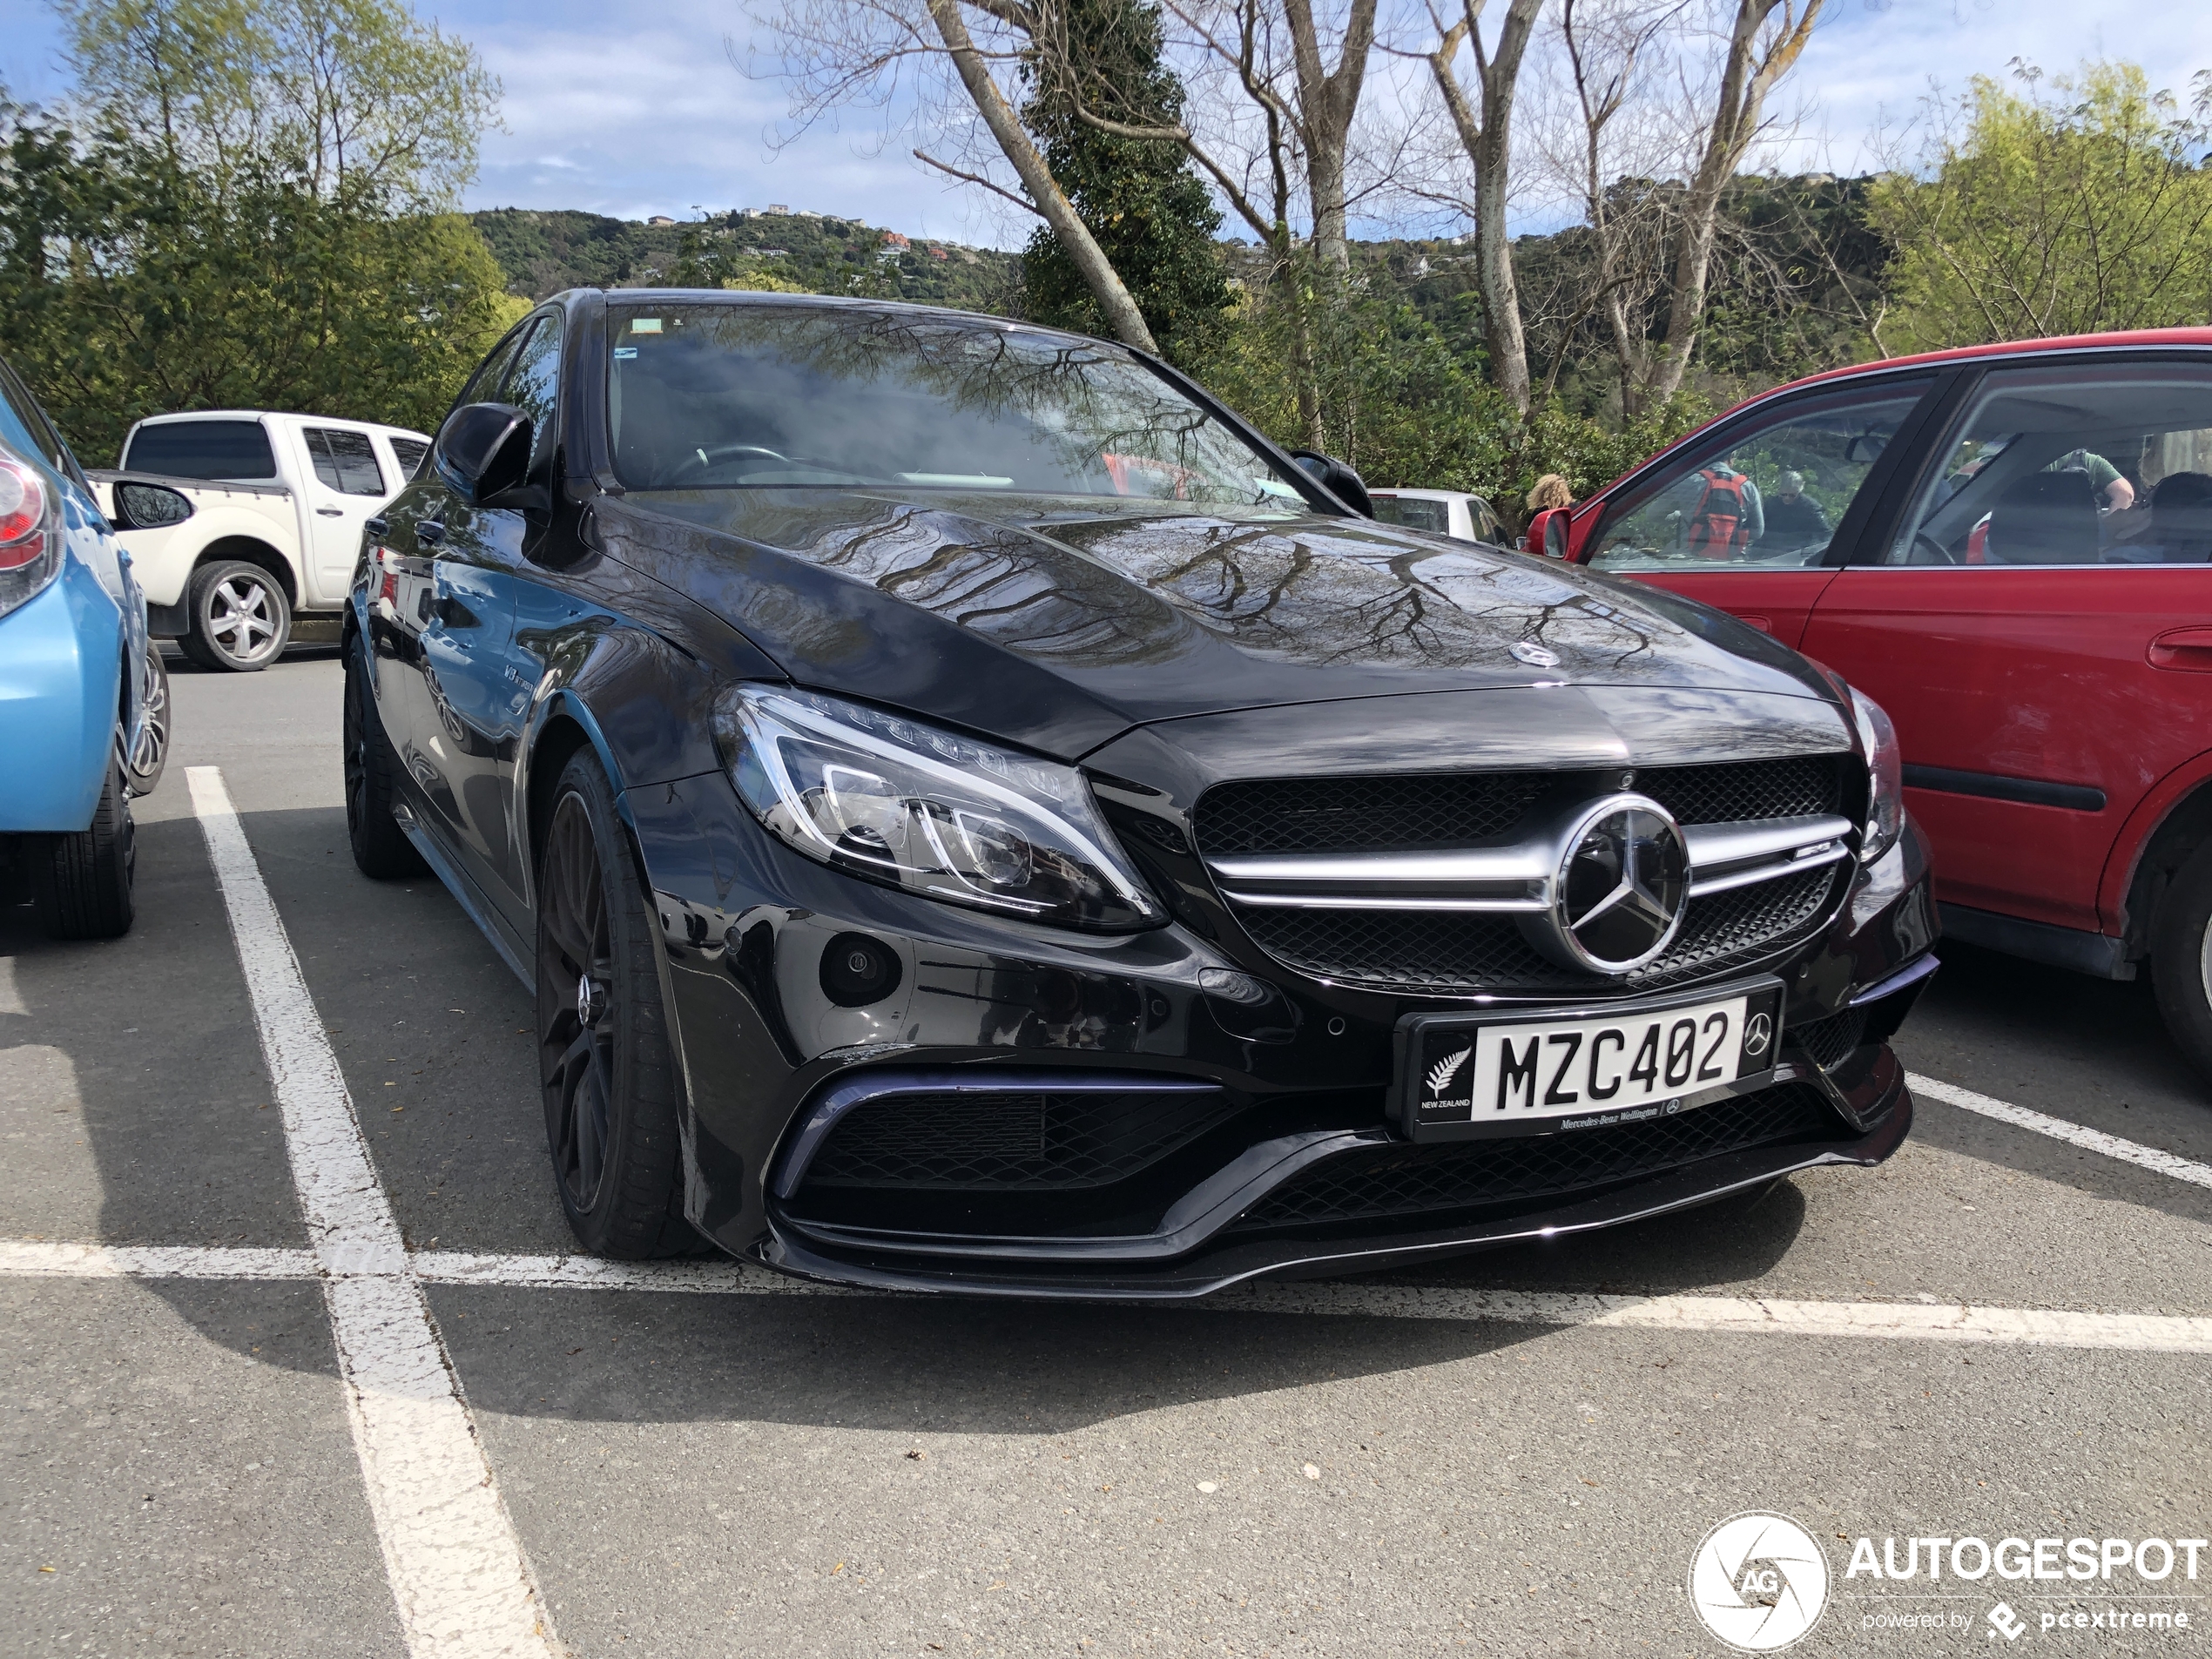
[630,319,663,334]
[613,347,638,360]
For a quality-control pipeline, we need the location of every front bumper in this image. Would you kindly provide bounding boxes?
[631,767,1938,1300]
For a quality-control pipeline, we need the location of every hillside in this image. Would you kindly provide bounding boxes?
[470,208,1021,312]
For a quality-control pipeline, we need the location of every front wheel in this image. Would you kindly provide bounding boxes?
[35,756,135,939]
[535,750,696,1258]
[2150,843,2212,1084]
[178,559,291,671]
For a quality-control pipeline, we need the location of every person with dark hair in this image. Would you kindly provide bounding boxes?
[1758,470,1832,551]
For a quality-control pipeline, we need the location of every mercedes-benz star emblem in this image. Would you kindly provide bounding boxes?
[1744,1012,1773,1056]
[1527,793,1689,974]
[1509,640,1561,669]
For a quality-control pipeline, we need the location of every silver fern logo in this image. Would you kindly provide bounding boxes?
[1426,1048,1473,1098]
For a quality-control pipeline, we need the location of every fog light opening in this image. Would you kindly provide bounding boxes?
[819,931,903,1008]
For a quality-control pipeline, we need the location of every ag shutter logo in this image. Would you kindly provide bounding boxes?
[1689,1512,1831,1652]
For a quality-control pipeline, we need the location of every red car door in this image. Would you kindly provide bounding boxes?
[1575,375,1939,647]
[1801,354,2212,945]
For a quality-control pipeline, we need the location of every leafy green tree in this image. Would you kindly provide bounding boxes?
[1869,63,2212,353]
[0,104,523,459]
[55,0,500,207]
[1018,0,1231,366]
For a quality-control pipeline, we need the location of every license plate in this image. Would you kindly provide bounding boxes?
[1397,980,1784,1141]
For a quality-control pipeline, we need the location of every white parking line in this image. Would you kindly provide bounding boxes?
[8,1238,2212,1355]
[186,767,559,1659]
[1909,1072,2212,1191]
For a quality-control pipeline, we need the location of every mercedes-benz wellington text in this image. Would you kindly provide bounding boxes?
[342,290,1938,1297]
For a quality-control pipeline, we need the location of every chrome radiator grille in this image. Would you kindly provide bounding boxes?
[1197,755,1856,997]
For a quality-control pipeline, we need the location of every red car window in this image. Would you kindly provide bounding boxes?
[1882,363,2212,567]
[1589,384,1930,575]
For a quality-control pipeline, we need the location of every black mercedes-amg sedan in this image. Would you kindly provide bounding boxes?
[344,289,1937,1297]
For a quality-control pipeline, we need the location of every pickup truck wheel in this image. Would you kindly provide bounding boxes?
[179,559,290,671]
[35,754,135,940]
[343,631,428,880]
[536,751,697,1258]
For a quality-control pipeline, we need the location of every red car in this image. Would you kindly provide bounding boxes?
[1524,329,2212,1078]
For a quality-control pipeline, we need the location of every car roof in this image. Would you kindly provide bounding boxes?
[130,410,433,442]
[1591,327,2212,505]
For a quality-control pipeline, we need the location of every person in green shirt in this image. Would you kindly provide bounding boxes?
[2054,448,2135,511]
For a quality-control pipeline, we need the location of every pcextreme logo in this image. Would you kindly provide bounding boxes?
[1690,1512,1831,1652]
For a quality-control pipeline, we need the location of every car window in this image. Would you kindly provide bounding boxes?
[1885,362,2212,567]
[303,426,387,496]
[1590,382,1931,572]
[125,419,278,481]
[1471,498,1500,542]
[1372,496,1452,534]
[0,361,62,465]
[388,436,428,479]
[453,330,528,421]
[501,314,561,475]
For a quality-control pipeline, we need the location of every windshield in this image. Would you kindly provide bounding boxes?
[606,304,1309,509]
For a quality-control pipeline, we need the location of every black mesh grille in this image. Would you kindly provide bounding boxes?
[801,1088,1238,1192]
[1635,756,1844,826]
[1231,1082,1841,1233]
[1195,755,1846,859]
[1196,774,1546,856]
[1232,863,1838,996]
[1791,1007,1866,1072]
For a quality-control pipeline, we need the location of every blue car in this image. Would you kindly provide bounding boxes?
[0,354,176,938]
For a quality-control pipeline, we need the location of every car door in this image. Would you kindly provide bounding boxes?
[1575,375,1940,647]
[409,310,567,928]
[376,326,528,899]
[294,422,391,604]
[1800,353,2212,941]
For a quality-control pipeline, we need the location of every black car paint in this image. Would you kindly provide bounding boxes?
[348,287,1937,1297]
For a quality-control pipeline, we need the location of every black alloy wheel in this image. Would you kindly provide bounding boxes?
[535,751,697,1258]
[342,631,428,879]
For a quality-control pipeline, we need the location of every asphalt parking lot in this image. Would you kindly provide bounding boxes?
[7,651,2211,1658]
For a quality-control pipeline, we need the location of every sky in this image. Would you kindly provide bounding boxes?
[0,0,2202,250]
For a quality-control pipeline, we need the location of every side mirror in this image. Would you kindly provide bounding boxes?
[1289,449,1373,517]
[433,402,537,509]
[111,480,192,530]
[1527,507,1571,559]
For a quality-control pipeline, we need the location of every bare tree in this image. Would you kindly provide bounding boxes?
[1645,0,1822,403]
[1420,0,1543,412]
[746,0,1158,351]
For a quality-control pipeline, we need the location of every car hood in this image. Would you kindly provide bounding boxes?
[611,489,1838,761]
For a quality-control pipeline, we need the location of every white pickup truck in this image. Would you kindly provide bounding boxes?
[91,410,431,671]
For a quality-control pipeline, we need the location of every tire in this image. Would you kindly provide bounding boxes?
[124,641,170,796]
[342,630,428,880]
[535,750,697,1258]
[178,558,291,671]
[35,755,135,939]
[2150,841,2212,1083]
